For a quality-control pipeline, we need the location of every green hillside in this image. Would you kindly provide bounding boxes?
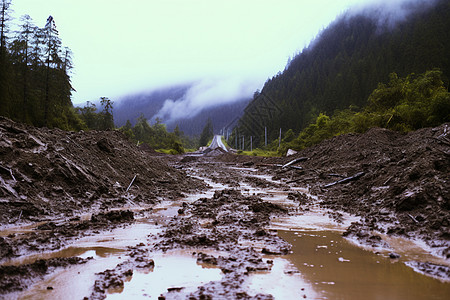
[234,0,450,149]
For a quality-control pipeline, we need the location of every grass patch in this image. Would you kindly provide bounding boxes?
[221,136,230,149]
[237,148,280,157]
[156,149,180,155]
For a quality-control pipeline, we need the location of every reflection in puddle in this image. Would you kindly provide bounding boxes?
[0,221,48,237]
[246,257,320,299]
[106,250,222,299]
[1,221,157,267]
[2,246,124,267]
[5,167,450,299]
[270,205,359,232]
[16,249,124,300]
[279,230,450,300]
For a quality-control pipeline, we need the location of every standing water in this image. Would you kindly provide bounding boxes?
[3,166,450,299]
[278,230,450,300]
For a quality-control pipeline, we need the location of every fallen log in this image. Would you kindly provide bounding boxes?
[257,163,303,170]
[407,213,419,223]
[322,172,365,188]
[433,137,450,146]
[126,174,138,192]
[286,177,304,184]
[9,168,16,182]
[327,174,346,178]
[289,166,304,170]
[256,163,279,167]
[282,157,308,168]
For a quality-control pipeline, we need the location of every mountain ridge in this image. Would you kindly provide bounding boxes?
[113,84,249,136]
[237,0,450,144]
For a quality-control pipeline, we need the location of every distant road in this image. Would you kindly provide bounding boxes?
[209,135,228,152]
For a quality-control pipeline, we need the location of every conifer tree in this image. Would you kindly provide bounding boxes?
[43,15,62,126]
[199,118,214,147]
[0,0,11,116]
[16,15,34,122]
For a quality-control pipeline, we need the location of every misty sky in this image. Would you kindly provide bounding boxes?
[10,0,414,122]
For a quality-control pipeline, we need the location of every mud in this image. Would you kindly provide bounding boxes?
[0,117,449,298]
[1,210,137,264]
[219,125,450,259]
[0,116,204,225]
[87,188,292,299]
[0,257,90,293]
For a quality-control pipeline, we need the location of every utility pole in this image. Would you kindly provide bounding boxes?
[278,128,282,148]
[250,136,253,152]
[243,136,245,151]
[265,127,267,147]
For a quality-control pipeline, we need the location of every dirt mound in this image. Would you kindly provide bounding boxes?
[157,189,289,252]
[251,124,450,257]
[0,117,204,225]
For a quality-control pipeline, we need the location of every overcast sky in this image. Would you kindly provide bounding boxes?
[9,0,411,111]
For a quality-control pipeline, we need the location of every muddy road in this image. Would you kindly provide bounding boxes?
[1,118,449,299]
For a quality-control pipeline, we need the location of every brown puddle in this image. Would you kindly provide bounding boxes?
[4,168,450,299]
[16,252,124,300]
[244,256,320,299]
[279,230,450,300]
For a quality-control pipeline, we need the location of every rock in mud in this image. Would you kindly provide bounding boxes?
[90,210,134,223]
[389,252,401,259]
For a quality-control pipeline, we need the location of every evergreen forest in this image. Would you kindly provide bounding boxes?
[234,0,450,152]
[0,1,83,130]
[1,0,449,155]
[0,0,187,152]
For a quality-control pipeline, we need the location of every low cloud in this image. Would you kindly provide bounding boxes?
[348,0,439,27]
[153,76,259,124]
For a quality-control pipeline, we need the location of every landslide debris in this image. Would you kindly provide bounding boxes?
[157,189,289,252]
[0,117,204,225]
[155,189,290,299]
[221,124,449,259]
[89,189,291,300]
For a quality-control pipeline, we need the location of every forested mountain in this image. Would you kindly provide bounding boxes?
[113,86,249,136]
[113,85,191,127]
[164,99,249,136]
[237,0,450,146]
[0,1,82,130]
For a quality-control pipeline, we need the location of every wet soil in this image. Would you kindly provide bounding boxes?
[0,116,204,225]
[88,185,294,299]
[219,124,450,258]
[1,117,449,298]
[0,116,203,296]
[0,257,90,294]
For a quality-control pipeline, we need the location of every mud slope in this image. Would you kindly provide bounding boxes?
[227,124,449,257]
[0,117,204,225]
